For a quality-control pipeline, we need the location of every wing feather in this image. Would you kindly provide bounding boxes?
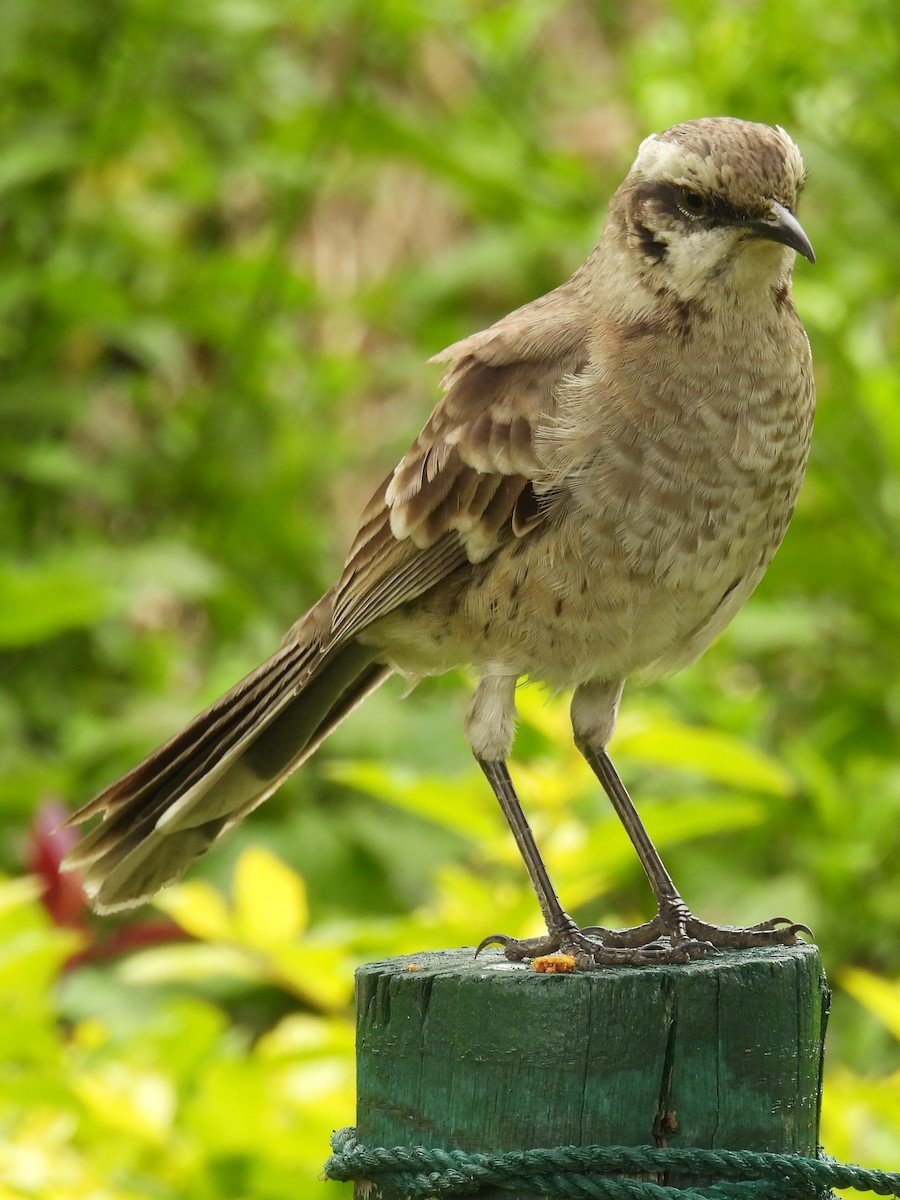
[331,274,591,641]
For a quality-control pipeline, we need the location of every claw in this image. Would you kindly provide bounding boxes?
[786,922,814,939]
[475,931,566,962]
[761,917,814,938]
[685,939,716,959]
[749,915,796,931]
[474,933,511,958]
[680,913,812,950]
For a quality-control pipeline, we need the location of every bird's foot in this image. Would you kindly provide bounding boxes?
[583,903,812,963]
[476,924,665,968]
[671,910,812,950]
[475,913,699,968]
[477,906,811,970]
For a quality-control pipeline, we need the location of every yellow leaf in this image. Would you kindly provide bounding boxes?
[516,681,572,742]
[233,846,308,948]
[153,879,233,941]
[843,968,900,1041]
[268,943,353,1011]
[72,1063,175,1142]
[0,876,42,911]
[256,1012,354,1060]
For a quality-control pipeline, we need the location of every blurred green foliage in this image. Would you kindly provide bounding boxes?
[2,0,900,1194]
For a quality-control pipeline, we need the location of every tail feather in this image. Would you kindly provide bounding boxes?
[64,632,389,913]
[64,638,319,868]
[69,639,313,830]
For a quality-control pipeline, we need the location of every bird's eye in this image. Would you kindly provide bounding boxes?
[678,189,708,217]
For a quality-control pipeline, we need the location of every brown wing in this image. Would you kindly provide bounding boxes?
[62,274,591,913]
[330,275,591,642]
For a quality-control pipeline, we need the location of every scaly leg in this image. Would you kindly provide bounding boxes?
[475,758,694,967]
[576,743,810,957]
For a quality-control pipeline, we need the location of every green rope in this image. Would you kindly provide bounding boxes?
[324,1128,900,1199]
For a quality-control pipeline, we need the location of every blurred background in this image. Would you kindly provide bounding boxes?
[2,0,900,1194]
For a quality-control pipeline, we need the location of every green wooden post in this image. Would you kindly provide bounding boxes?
[353,944,828,1198]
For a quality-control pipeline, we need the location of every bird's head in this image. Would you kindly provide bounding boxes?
[609,118,814,301]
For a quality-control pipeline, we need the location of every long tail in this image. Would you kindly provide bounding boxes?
[64,601,390,913]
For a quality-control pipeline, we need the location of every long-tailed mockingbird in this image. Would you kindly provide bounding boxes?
[66,117,816,966]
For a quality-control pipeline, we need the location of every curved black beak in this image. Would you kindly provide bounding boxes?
[749,200,816,263]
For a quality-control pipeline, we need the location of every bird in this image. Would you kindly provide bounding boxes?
[64,117,816,967]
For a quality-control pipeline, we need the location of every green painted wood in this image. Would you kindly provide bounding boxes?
[354,944,829,1199]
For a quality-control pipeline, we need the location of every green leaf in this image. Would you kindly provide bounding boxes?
[327,760,499,840]
[613,712,796,797]
[0,558,121,647]
[0,133,77,194]
[117,943,261,986]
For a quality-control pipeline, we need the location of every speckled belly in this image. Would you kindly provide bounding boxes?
[362,501,775,690]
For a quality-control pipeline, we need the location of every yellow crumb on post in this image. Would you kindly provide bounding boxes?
[407,964,421,971]
[532,954,576,974]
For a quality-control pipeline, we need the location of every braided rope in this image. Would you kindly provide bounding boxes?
[324,1128,900,1198]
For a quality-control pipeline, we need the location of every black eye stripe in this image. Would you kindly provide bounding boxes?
[670,184,743,223]
[631,180,787,226]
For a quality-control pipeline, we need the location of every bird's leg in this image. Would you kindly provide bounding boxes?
[578,743,810,957]
[475,758,668,967]
[475,758,581,958]
[563,680,809,964]
[467,675,666,965]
